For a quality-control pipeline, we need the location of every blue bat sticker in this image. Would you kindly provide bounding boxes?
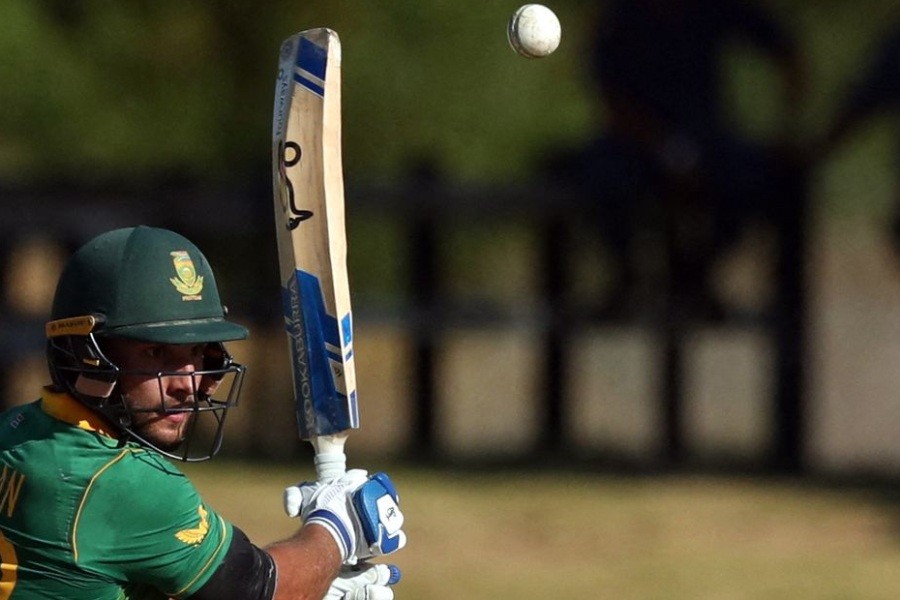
[294,36,327,97]
[282,269,358,438]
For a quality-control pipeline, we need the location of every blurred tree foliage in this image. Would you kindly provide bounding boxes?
[2,0,899,215]
[0,0,595,186]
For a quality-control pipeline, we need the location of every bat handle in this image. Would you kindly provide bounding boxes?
[312,434,348,481]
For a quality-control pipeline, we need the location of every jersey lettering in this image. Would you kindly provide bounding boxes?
[0,467,25,518]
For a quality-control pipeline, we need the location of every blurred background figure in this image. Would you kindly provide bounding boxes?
[545,0,807,321]
[819,22,900,254]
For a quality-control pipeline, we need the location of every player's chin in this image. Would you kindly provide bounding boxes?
[138,413,193,450]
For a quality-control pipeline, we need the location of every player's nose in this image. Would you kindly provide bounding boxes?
[165,364,200,402]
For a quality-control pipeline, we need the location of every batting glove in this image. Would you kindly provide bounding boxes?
[283,470,407,564]
[325,563,402,600]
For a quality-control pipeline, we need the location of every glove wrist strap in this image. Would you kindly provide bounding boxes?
[306,513,352,562]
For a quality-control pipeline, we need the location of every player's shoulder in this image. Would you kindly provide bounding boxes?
[76,447,210,538]
[0,399,42,430]
[0,400,35,418]
[73,449,233,592]
[0,399,56,450]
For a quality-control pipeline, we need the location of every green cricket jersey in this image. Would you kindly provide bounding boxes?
[0,389,234,599]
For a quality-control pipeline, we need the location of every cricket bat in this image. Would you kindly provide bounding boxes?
[271,28,359,481]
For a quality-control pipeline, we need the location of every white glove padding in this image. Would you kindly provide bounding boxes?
[283,470,407,563]
[287,469,369,562]
[325,563,402,600]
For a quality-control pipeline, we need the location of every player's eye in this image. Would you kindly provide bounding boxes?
[144,345,165,360]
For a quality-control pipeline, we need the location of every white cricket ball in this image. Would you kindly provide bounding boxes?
[507,4,561,59]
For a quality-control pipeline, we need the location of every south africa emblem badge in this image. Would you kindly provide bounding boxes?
[169,251,204,300]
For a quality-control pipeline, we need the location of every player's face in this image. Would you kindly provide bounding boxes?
[101,338,207,451]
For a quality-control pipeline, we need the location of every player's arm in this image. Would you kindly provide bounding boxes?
[190,527,393,600]
[187,525,333,600]
[265,525,341,600]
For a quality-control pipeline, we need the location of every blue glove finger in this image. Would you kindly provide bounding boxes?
[352,472,406,555]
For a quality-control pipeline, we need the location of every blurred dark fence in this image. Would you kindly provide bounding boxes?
[0,167,808,472]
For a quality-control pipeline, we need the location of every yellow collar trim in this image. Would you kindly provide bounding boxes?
[40,387,119,439]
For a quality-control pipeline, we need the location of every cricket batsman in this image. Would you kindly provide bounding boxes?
[0,226,405,600]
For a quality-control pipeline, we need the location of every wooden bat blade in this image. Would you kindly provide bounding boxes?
[272,28,359,466]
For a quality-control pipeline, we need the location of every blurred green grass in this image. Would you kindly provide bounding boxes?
[183,460,900,599]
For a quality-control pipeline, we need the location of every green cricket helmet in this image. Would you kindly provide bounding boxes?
[46,226,248,461]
